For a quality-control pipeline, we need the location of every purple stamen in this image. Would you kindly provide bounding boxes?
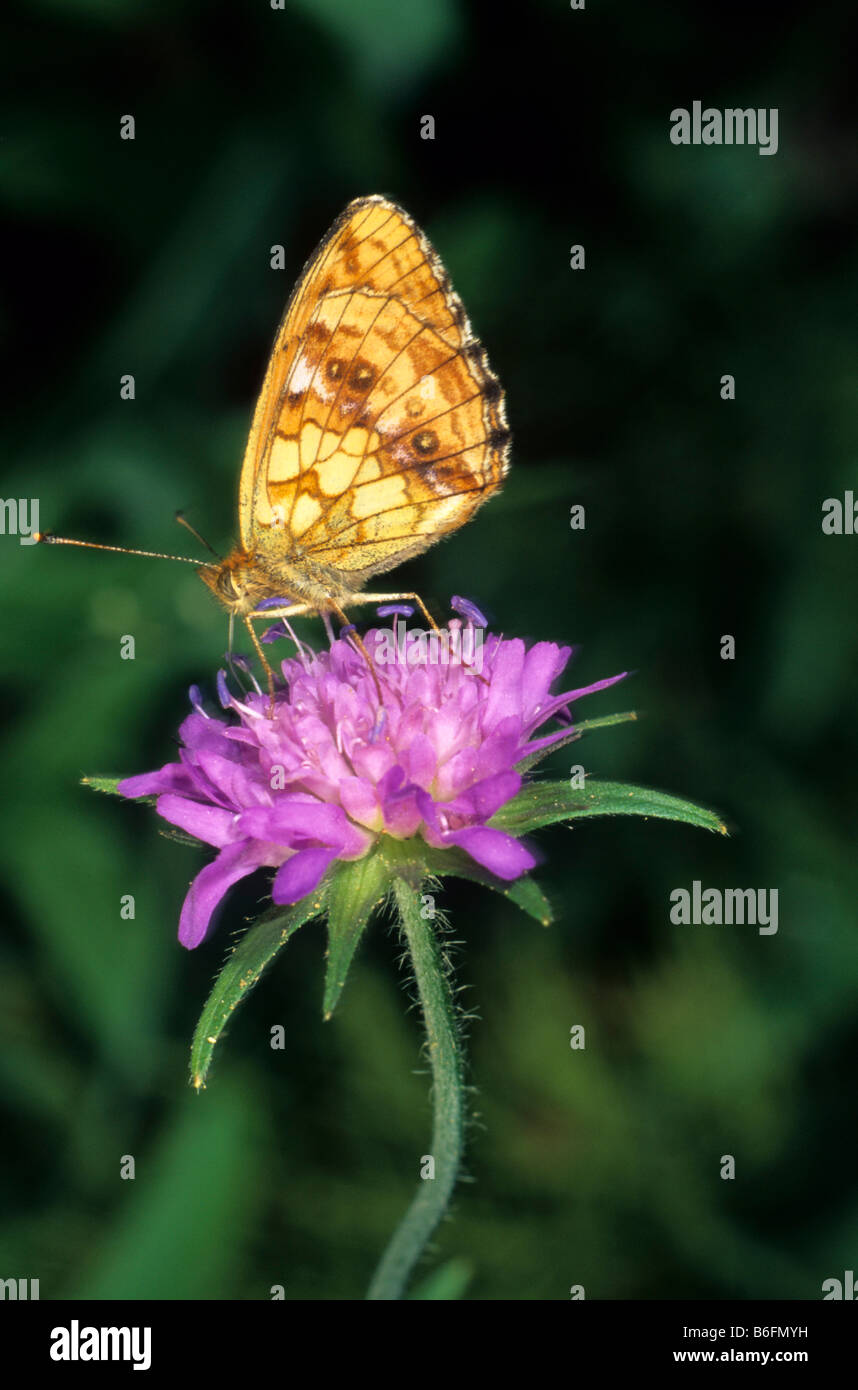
[261,621,289,645]
[229,655,263,695]
[254,596,292,612]
[376,603,415,618]
[451,595,488,628]
[369,707,388,743]
[216,669,232,710]
[188,684,207,716]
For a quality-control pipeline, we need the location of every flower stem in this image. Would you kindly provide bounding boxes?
[366,876,465,1300]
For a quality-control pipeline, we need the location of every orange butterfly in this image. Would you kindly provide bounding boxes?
[41,196,511,686]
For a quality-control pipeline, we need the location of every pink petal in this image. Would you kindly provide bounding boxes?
[178,841,264,949]
[450,825,536,880]
[272,848,337,904]
[157,794,238,848]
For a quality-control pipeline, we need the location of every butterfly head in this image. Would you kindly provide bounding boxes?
[198,550,265,616]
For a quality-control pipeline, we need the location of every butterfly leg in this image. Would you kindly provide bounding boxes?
[350,591,490,685]
[243,605,316,715]
[244,602,385,713]
[327,601,385,705]
[346,591,441,632]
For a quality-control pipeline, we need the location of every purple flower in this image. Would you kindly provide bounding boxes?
[119,621,626,949]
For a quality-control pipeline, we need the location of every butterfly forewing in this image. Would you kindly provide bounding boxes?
[243,196,509,591]
[238,195,479,549]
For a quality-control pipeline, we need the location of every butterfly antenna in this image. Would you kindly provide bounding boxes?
[35,533,204,565]
[175,511,221,558]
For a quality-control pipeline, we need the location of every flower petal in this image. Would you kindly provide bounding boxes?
[118,765,194,799]
[449,825,536,880]
[523,671,628,737]
[338,775,383,829]
[195,749,270,810]
[521,640,572,713]
[443,770,522,822]
[178,841,264,949]
[177,710,235,754]
[272,848,338,904]
[401,732,438,790]
[157,793,238,848]
[237,799,351,849]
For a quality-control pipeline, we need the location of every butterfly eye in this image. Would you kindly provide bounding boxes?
[217,569,240,600]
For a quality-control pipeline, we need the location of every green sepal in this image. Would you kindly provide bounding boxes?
[490,779,728,837]
[418,844,553,926]
[322,852,392,1019]
[82,774,139,797]
[190,892,327,1090]
[83,774,200,840]
[157,828,206,850]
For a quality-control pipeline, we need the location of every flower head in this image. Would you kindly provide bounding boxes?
[119,612,626,948]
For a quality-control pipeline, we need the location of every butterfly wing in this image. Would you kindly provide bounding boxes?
[241,196,510,587]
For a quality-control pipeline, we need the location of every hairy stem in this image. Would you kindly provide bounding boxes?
[366,877,465,1300]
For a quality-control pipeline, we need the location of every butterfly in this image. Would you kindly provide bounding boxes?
[41,196,511,690]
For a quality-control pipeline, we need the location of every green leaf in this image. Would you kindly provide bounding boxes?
[515,710,638,773]
[190,894,326,1090]
[418,844,553,925]
[490,779,728,837]
[323,852,392,1019]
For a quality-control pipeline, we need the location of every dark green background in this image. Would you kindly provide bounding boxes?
[2,0,856,1300]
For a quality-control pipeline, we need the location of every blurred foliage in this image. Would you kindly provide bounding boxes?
[2,0,857,1300]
